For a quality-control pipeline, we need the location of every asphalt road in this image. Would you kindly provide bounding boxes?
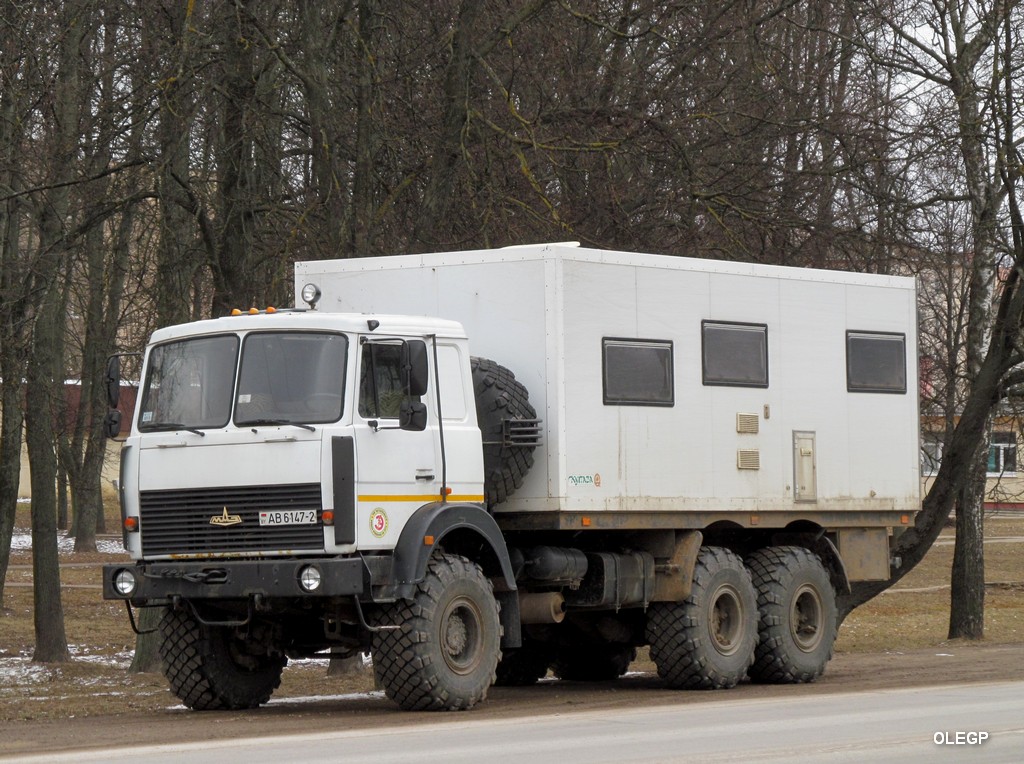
[8,680,1022,764]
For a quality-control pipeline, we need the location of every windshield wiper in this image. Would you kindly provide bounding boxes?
[243,419,316,432]
[141,423,206,437]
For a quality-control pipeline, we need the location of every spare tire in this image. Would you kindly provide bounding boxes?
[471,357,538,508]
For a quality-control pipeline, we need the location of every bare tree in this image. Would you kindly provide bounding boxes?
[835,0,1024,635]
[19,0,98,662]
[0,0,33,609]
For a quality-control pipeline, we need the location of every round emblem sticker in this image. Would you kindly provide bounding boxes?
[369,509,389,538]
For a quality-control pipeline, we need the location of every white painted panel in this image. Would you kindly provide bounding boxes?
[436,344,467,421]
[139,438,322,491]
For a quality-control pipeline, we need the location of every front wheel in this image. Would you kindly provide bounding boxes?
[746,546,837,683]
[372,553,501,710]
[158,606,286,710]
[645,546,757,690]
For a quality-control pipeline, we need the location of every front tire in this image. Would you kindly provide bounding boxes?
[645,546,757,689]
[372,553,501,710]
[746,546,837,683]
[158,606,286,710]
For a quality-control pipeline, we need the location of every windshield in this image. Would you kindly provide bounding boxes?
[235,332,347,425]
[137,331,348,432]
[138,335,238,430]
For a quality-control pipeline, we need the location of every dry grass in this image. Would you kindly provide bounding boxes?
[835,516,1024,653]
[2,509,1022,723]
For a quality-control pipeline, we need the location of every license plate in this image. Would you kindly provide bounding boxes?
[259,509,318,526]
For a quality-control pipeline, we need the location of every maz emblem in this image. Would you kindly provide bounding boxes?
[210,507,243,527]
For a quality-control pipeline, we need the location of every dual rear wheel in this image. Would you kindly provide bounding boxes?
[646,545,837,689]
[746,545,838,683]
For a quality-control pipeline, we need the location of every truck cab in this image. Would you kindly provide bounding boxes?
[114,310,485,561]
[105,309,526,712]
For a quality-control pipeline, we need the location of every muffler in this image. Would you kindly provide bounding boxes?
[518,592,566,624]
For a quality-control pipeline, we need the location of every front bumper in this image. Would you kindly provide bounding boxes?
[102,557,370,604]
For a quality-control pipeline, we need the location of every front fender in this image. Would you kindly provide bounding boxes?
[390,502,517,591]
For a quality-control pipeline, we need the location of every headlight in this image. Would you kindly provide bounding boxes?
[298,565,322,592]
[113,569,137,597]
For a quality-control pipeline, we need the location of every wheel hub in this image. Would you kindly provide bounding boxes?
[440,597,483,675]
[445,613,469,656]
[709,583,743,656]
[791,583,824,652]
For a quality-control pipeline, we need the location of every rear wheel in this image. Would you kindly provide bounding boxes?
[158,606,286,710]
[746,546,837,683]
[371,554,501,710]
[645,546,757,689]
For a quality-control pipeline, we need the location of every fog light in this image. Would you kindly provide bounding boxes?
[113,569,137,596]
[298,565,322,592]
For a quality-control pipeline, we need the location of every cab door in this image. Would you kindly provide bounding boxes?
[352,339,440,549]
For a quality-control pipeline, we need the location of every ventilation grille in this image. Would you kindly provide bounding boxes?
[140,483,324,556]
[736,413,760,434]
[737,449,761,470]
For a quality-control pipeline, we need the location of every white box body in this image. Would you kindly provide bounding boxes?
[296,243,920,518]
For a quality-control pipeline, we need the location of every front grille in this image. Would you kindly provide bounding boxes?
[140,483,324,556]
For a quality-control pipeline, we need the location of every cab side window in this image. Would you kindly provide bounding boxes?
[359,343,419,418]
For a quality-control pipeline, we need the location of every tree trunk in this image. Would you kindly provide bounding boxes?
[150,0,202,327]
[210,4,259,315]
[949,445,986,639]
[25,281,70,663]
[57,466,69,532]
[0,303,24,610]
[941,1,1006,642]
[410,0,483,249]
[351,0,376,256]
[0,379,21,609]
[0,24,28,611]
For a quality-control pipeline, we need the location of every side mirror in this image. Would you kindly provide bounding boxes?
[399,400,427,432]
[402,340,429,397]
[105,355,121,408]
[104,410,123,439]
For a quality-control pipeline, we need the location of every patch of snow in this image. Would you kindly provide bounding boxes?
[265,690,385,706]
[0,656,50,686]
[0,646,136,688]
[68,644,134,667]
[10,529,125,555]
[290,652,372,667]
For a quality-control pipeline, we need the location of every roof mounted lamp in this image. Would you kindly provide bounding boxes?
[301,283,322,310]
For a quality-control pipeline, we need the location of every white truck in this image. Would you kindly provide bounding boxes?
[103,242,920,711]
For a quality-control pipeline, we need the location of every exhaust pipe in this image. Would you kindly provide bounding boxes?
[519,592,566,624]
